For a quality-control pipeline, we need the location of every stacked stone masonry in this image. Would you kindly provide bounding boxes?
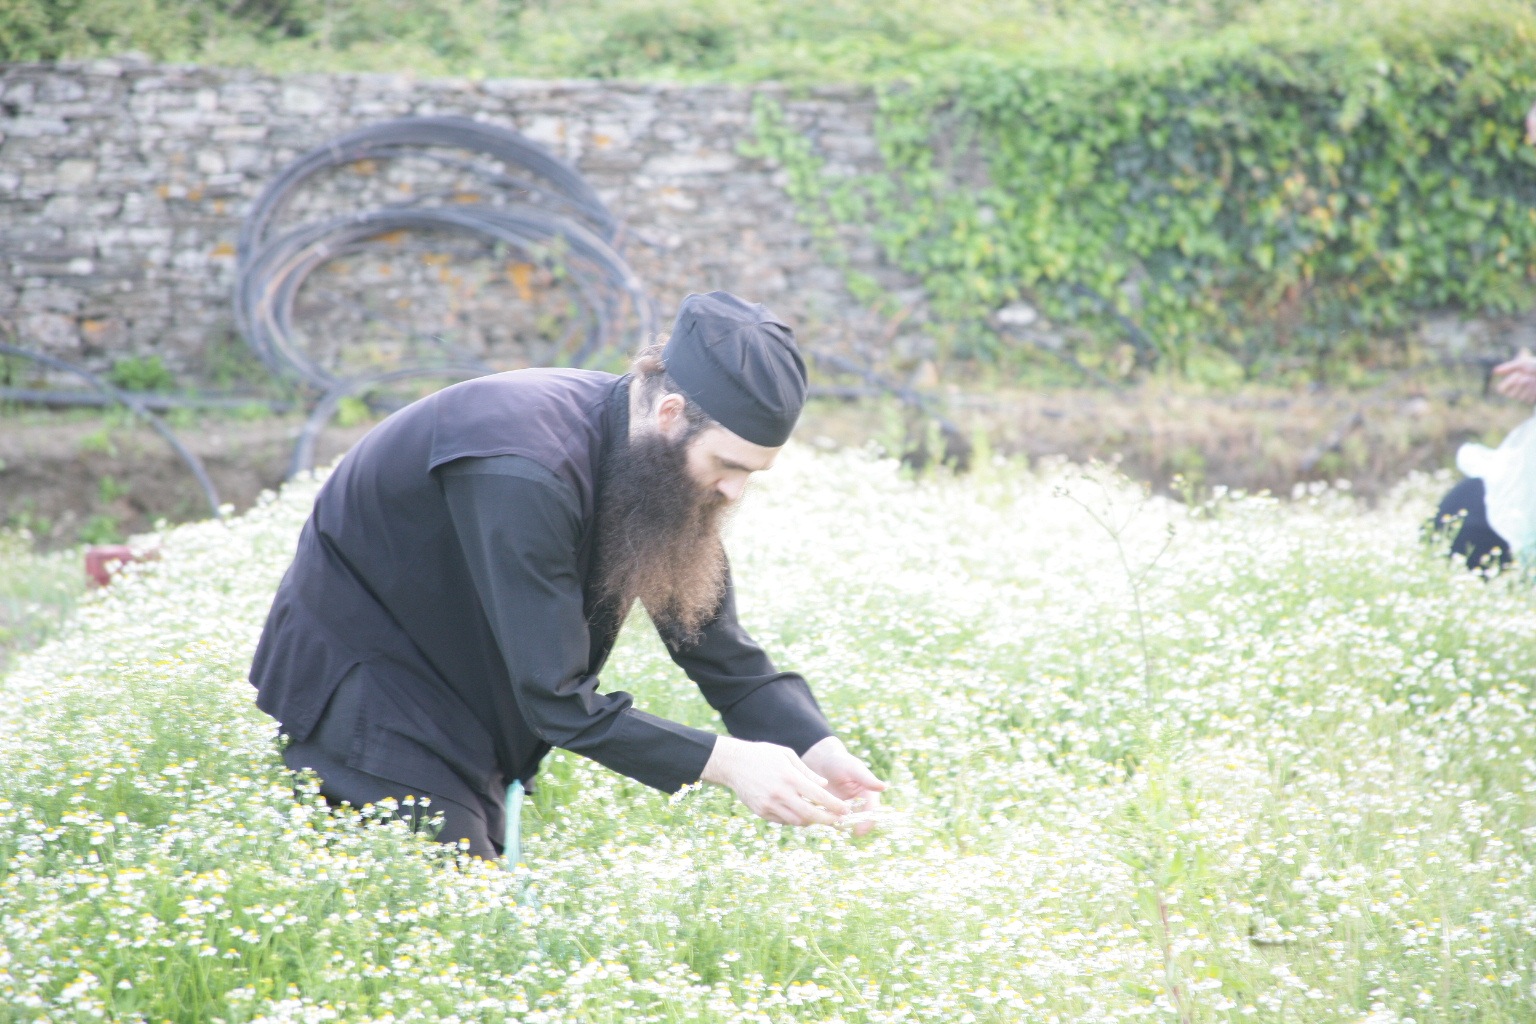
[0,59,931,387]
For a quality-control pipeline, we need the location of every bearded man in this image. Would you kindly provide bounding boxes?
[249,291,885,859]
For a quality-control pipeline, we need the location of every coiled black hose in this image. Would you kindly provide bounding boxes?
[235,115,619,264]
[236,204,649,394]
[1,115,653,504]
[231,116,655,474]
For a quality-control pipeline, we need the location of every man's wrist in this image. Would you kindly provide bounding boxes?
[700,734,738,787]
[801,735,845,767]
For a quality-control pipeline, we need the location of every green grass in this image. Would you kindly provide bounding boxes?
[0,530,84,678]
[2,449,1534,1022]
[1,0,1509,85]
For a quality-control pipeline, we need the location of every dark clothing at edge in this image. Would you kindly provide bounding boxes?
[283,664,504,858]
[252,368,834,851]
[1434,476,1513,573]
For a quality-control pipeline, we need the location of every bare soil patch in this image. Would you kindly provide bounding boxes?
[800,376,1527,501]
[2,376,1525,549]
[0,413,372,548]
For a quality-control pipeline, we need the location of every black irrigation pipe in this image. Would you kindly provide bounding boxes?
[233,114,1040,478]
[0,388,292,413]
[354,155,631,252]
[287,365,494,478]
[227,116,656,479]
[236,203,649,395]
[233,118,648,478]
[236,115,619,264]
[808,351,935,413]
[0,343,224,519]
[806,349,973,462]
[806,385,886,402]
[1070,282,1160,368]
[1007,334,1121,390]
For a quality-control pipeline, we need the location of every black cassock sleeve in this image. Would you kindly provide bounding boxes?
[439,455,836,791]
[440,455,717,792]
[661,576,834,757]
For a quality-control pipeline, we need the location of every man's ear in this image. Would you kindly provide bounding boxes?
[654,392,689,438]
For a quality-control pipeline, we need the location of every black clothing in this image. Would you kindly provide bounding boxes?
[1433,476,1513,572]
[252,368,832,836]
[284,665,503,858]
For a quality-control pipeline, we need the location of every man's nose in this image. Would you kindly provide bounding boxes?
[716,475,746,502]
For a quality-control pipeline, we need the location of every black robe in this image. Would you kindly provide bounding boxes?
[249,368,833,828]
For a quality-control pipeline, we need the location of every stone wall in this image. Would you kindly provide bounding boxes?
[0,59,927,388]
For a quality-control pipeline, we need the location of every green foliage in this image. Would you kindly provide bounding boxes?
[78,513,123,545]
[0,529,81,677]
[9,0,1536,381]
[76,423,116,456]
[508,0,1006,81]
[4,503,54,539]
[752,0,1536,379]
[0,0,193,62]
[522,0,748,79]
[0,351,43,390]
[97,474,129,504]
[0,0,519,70]
[741,96,902,319]
[197,330,279,395]
[106,354,177,393]
[332,394,373,428]
[0,0,1399,81]
[281,0,519,63]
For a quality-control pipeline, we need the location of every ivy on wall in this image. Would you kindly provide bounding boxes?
[751,3,1536,382]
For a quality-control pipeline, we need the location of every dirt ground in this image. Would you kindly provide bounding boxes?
[0,413,374,548]
[802,373,1526,498]
[1,372,1527,549]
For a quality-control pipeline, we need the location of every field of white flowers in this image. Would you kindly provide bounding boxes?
[2,446,1534,1024]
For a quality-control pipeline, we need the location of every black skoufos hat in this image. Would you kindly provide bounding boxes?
[661,291,807,447]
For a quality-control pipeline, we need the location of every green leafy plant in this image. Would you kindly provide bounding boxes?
[332,394,373,428]
[76,423,116,457]
[96,474,129,504]
[106,354,177,393]
[78,512,122,545]
[750,0,1536,382]
[198,330,286,400]
[0,528,82,675]
[0,0,194,61]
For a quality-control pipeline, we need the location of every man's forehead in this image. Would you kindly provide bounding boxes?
[695,424,780,472]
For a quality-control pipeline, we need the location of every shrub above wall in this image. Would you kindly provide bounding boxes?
[7,0,1536,386]
[753,0,1536,382]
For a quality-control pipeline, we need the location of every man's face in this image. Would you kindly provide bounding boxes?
[679,423,781,507]
[592,406,780,644]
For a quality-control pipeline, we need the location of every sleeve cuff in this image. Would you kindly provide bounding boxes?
[583,710,720,793]
[718,676,834,755]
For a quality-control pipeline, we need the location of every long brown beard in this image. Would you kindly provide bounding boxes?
[592,430,733,644]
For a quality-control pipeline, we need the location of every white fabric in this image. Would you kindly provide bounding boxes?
[504,778,524,866]
[1456,414,1536,560]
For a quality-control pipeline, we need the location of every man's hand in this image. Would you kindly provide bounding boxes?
[1493,349,1536,404]
[1526,99,1536,146]
[801,735,888,835]
[701,736,850,826]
